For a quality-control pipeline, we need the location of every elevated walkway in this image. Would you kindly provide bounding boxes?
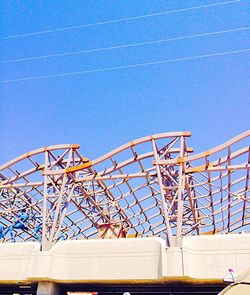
[0,233,250,294]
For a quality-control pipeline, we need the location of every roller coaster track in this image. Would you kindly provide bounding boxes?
[0,131,249,249]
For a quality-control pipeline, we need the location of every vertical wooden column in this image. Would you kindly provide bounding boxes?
[176,136,185,247]
[152,139,174,247]
[42,150,49,250]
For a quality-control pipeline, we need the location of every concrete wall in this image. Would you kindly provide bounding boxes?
[28,238,164,281]
[182,234,250,279]
[162,247,183,277]
[0,234,250,283]
[0,242,40,282]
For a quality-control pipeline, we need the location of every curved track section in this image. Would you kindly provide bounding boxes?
[0,131,249,248]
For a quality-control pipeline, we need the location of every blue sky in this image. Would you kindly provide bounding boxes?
[0,0,249,164]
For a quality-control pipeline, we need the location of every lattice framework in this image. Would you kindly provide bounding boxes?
[0,131,249,249]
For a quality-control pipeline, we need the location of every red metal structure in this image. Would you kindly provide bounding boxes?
[0,131,249,249]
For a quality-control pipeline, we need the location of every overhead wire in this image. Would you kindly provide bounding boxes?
[1,26,249,64]
[0,0,243,40]
[1,48,249,83]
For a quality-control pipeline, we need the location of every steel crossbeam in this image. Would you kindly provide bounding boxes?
[0,131,249,248]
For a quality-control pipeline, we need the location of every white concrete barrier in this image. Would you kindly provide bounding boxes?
[0,242,40,281]
[28,238,165,281]
[0,234,250,283]
[182,234,250,279]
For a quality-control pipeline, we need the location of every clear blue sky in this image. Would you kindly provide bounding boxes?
[0,0,249,164]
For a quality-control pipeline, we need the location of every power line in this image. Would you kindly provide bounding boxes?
[1,26,249,64]
[0,0,242,40]
[1,48,249,83]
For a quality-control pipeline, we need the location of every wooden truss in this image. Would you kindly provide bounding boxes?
[0,131,249,249]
